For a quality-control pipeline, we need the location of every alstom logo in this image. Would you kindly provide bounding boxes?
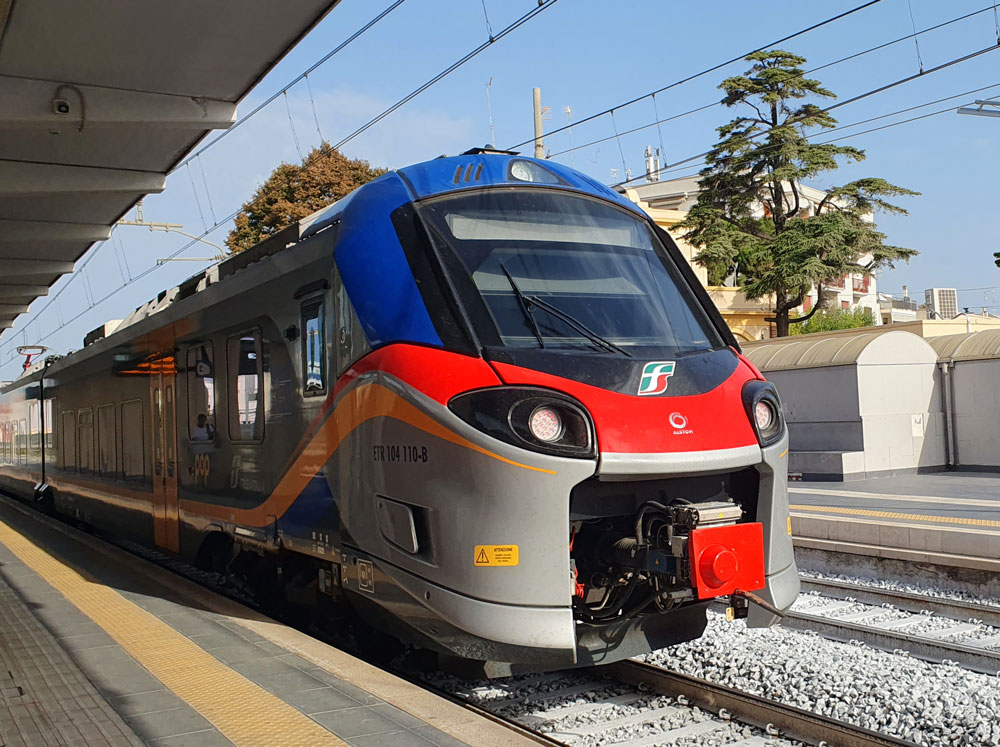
[637,361,676,396]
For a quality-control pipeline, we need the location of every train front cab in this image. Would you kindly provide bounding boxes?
[322,154,799,674]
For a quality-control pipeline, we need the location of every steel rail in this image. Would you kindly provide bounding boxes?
[606,660,917,747]
[800,576,1000,628]
[781,609,1000,676]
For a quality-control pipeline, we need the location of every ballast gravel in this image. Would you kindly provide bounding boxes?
[642,610,1000,746]
[800,568,1000,609]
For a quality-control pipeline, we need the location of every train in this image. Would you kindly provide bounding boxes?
[0,148,799,675]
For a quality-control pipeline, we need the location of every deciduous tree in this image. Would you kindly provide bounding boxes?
[226,142,387,253]
[680,50,918,336]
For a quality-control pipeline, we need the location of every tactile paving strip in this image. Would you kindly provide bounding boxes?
[0,519,347,747]
[0,572,142,747]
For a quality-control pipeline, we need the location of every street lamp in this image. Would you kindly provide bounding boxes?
[957,99,1000,118]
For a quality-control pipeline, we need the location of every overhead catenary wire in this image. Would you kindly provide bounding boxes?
[613,43,1000,188]
[507,0,885,151]
[549,3,1000,160]
[174,0,410,173]
[623,80,1000,185]
[0,0,561,368]
[333,0,560,150]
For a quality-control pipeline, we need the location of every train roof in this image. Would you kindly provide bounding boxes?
[302,151,640,239]
[11,151,645,381]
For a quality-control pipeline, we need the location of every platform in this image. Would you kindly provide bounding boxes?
[789,472,1000,572]
[0,496,534,747]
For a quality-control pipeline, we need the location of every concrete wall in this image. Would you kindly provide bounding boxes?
[754,332,944,479]
[950,359,1000,468]
[857,361,944,472]
[766,366,862,452]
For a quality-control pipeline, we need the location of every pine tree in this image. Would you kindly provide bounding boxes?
[680,50,918,336]
[226,143,387,253]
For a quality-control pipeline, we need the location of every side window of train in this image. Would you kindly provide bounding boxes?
[301,299,325,396]
[1,422,8,463]
[61,412,75,471]
[121,399,144,482]
[28,402,39,451]
[228,330,267,442]
[78,409,95,474]
[18,418,26,463]
[97,404,116,477]
[186,343,217,441]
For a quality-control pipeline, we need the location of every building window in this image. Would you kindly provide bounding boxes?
[228,331,265,441]
[187,343,216,441]
[841,300,850,310]
[121,400,144,482]
[98,404,116,477]
[301,299,326,396]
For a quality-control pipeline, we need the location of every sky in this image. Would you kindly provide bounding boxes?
[3,0,1000,378]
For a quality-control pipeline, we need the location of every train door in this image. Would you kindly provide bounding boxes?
[150,357,180,552]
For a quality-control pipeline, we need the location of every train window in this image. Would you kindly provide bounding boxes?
[61,412,75,470]
[97,404,116,477]
[18,418,26,463]
[121,399,144,482]
[418,190,722,355]
[301,299,325,396]
[28,402,39,451]
[44,400,53,450]
[228,331,265,441]
[1,422,8,463]
[186,343,216,441]
[78,409,95,474]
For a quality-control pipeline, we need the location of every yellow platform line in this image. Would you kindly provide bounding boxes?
[790,504,1000,528]
[0,521,346,747]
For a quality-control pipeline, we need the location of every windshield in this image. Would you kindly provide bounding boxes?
[417,189,723,356]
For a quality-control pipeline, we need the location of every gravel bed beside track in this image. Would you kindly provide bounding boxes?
[798,569,1000,609]
[428,671,795,746]
[643,610,1000,746]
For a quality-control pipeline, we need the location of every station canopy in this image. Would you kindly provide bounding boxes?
[0,0,338,335]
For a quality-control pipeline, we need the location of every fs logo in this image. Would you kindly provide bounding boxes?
[637,361,676,396]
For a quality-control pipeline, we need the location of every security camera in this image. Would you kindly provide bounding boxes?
[52,98,71,115]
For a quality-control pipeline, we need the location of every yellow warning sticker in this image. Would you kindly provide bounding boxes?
[474,545,519,567]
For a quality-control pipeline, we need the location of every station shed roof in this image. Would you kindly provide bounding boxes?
[744,330,937,372]
[0,0,338,335]
[928,329,1000,361]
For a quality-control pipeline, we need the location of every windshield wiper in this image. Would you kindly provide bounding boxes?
[499,263,545,348]
[524,294,632,357]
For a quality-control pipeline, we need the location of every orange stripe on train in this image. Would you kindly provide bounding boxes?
[179,382,555,527]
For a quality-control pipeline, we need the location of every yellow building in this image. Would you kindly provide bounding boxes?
[623,190,776,342]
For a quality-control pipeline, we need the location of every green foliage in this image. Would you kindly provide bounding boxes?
[679,50,918,336]
[226,142,387,253]
[789,307,875,335]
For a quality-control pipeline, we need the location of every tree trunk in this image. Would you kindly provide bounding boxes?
[774,308,790,337]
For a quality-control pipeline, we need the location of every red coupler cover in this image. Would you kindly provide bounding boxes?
[688,522,765,600]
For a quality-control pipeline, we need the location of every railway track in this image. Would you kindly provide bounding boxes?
[786,577,1000,674]
[0,494,922,746]
[439,660,916,746]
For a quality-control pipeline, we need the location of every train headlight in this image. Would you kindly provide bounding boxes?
[754,400,776,432]
[448,387,595,458]
[742,380,784,447]
[529,406,563,442]
[508,159,561,184]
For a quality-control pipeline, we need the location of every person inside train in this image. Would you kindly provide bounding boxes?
[192,413,215,441]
